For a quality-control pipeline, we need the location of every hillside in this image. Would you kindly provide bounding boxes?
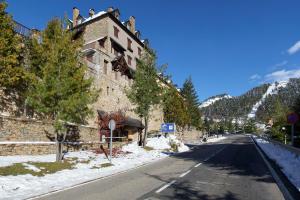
[199,94,232,108]
[256,78,300,122]
[200,84,270,120]
[201,78,300,122]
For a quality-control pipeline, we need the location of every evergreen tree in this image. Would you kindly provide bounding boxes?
[127,48,162,147]
[244,119,257,133]
[27,19,98,161]
[0,2,29,110]
[181,76,202,129]
[163,87,189,131]
[269,99,289,142]
[203,117,211,135]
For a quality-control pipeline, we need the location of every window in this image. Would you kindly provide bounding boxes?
[99,39,105,48]
[127,55,132,65]
[106,86,109,95]
[104,60,108,74]
[127,38,132,51]
[113,26,119,38]
[138,47,142,57]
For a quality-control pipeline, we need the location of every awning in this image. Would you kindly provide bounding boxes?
[97,110,144,130]
[121,117,144,129]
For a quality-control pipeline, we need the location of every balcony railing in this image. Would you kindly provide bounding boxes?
[13,20,32,37]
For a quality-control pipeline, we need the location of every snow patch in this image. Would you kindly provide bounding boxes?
[146,135,190,152]
[22,163,41,172]
[248,81,288,118]
[200,95,232,108]
[254,136,300,190]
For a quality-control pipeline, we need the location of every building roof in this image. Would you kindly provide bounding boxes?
[71,10,145,47]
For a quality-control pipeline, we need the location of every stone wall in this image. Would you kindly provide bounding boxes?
[176,129,203,143]
[0,115,103,156]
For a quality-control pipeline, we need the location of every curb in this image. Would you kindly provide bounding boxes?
[251,136,296,200]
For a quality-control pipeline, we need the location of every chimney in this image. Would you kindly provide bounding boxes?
[129,16,135,34]
[107,7,114,12]
[73,7,80,27]
[89,8,95,17]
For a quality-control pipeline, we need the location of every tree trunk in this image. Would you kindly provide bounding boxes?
[143,117,148,147]
[56,140,62,162]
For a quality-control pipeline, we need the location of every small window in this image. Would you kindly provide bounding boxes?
[104,60,108,74]
[99,39,105,48]
[127,55,132,65]
[127,38,132,51]
[106,86,109,95]
[138,47,142,57]
[113,26,119,38]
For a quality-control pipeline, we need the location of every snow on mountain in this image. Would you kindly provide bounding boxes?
[248,81,288,118]
[199,94,232,108]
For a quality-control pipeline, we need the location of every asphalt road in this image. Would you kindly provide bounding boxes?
[35,135,284,200]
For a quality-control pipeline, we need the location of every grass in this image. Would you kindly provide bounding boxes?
[144,146,154,151]
[170,143,178,152]
[0,161,74,176]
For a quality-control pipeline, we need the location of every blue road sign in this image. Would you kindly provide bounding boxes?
[161,123,175,132]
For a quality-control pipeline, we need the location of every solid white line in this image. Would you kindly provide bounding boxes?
[179,170,191,177]
[194,162,202,168]
[155,180,176,193]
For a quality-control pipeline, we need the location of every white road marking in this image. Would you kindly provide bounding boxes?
[194,162,202,168]
[179,170,191,177]
[155,180,176,193]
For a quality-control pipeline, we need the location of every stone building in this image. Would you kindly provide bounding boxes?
[70,7,164,140]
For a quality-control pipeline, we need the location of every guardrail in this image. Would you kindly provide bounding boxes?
[257,135,300,155]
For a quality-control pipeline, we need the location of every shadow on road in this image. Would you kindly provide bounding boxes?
[138,135,279,200]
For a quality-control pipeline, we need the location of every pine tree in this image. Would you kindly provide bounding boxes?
[163,87,189,131]
[244,119,257,133]
[180,76,202,129]
[27,19,98,161]
[270,99,289,142]
[0,2,29,111]
[126,48,162,147]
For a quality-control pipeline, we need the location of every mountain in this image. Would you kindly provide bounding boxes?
[199,94,232,108]
[200,78,300,122]
[255,78,300,122]
[200,83,270,120]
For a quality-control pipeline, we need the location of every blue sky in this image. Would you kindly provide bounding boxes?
[6,0,300,101]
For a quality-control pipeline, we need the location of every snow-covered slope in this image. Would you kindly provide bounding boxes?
[248,81,288,118]
[199,94,232,108]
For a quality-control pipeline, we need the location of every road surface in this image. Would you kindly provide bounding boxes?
[36,135,284,200]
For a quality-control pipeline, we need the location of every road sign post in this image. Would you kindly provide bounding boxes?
[287,113,299,146]
[108,119,116,163]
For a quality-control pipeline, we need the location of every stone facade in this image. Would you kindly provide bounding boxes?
[72,7,164,133]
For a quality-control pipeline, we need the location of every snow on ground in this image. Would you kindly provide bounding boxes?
[199,95,232,108]
[0,146,167,200]
[248,81,288,118]
[206,135,228,143]
[186,135,228,145]
[253,136,300,191]
[0,135,189,200]
[146,134,190,152]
